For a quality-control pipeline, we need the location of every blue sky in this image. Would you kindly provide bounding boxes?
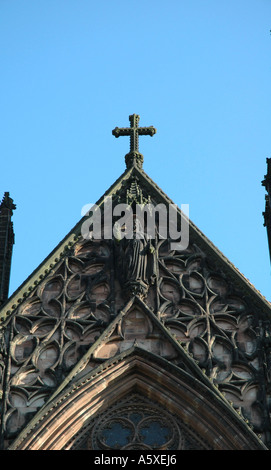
[1,0,271,301]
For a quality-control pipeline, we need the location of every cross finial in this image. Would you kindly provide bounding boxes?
[112,114,156,169]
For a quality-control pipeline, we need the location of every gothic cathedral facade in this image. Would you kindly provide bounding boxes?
[0,115,271,450]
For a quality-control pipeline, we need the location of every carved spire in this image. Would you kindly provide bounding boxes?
[112,114,156,169]
[0,192,16,305]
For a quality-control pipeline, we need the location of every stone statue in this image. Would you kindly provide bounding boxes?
[115,217,157,298]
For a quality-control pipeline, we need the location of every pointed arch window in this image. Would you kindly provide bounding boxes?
[70,394,207,450]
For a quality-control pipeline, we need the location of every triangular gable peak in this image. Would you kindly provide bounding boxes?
[1,115,271,449]
[1,164,270,322]
[46,294,219,403]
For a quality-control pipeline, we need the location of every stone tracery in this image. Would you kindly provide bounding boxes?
[0,182,271,449]
[87,394,185,450]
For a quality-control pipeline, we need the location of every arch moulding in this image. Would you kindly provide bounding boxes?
[9,348,267,450]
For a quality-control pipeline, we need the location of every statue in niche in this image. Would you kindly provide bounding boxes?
[114,216,157,298]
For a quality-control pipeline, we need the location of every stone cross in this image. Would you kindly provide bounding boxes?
[112,114,156,169]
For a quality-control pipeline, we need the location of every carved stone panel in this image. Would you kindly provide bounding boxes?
[156,238,270,444]
[1,239,114,445]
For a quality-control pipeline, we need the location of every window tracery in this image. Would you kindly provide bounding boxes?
[69,394,208,450]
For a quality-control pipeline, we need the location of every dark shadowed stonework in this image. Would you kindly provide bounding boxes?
[0,192,15,306]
